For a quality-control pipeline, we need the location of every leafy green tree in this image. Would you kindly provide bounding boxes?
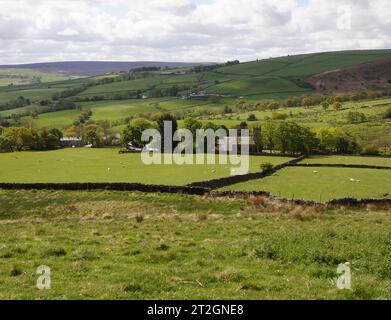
[262,122,277,152]
[252,126,263,153]
[333,102,343,110]
[383,107,391,119]
[122,118,155,148]
[260,162,275,174]
[0,136,12,152]
[316,128,336,151]
[321,102,329,110]
[247,114,257,121]
[83,124,104,147]
[155,113,178,152]
[274,122,317,155]
[183,118,202,137]
[48,128,63,140]
[302,97,314,108]
[347,111,366,123]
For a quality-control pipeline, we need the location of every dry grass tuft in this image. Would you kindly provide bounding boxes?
[195,213,208,221]
[214,268,243,283]
[290,206,322,221]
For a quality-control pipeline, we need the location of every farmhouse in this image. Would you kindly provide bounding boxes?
[219,136,238,153]
[60,137,83,148]
[186,91,210,100]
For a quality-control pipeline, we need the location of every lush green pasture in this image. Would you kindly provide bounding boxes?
[22,109,81,129]
[0,87,63,104]
[302,156,391,167]
[217,50,391,78]
[20,99,163,129]
[0,104,45,117]
[20,98,228,129]
[0,69,70,87]
[221,167,391,201]
[0,148,290,184]
[209,76,310,97]
[0,190,390,299]
[77,76,167,97]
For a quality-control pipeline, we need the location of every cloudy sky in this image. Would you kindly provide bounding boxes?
[0,0,390,64]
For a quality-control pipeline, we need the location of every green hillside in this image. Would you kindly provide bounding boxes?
[1,49,391,131]
[204,50,391,98]
[0,69,71,87]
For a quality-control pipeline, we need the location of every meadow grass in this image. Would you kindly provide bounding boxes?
[209,76,310,96]
[0,148,291,184]
[77,76,167,97]
[0,87,64,104]
[19,98,228,129]
[220,167,391,201]
[216,50,391,83]
[0,190,390,299]
[0,69,70,87]
[302,156,391,167]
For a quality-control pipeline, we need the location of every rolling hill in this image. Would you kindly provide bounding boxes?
[0,61,208,77]
[1,49,391,133]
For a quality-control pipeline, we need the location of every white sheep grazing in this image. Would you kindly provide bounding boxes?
[313,170,319,174]
[350,178,355,182]
[107,168,111,172]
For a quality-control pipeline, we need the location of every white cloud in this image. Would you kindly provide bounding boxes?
[57,28,80,36]
[0,0,389,64]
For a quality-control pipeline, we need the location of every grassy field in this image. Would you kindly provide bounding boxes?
[0,148,291,184]
[77,76,167,98]
[217,50,391,77]
[209,76,311,97]
[221,167,391,201]
[0,190,390,299]
[0,69,71,87]
[19,97,226,129]
[0,50,389,141]
[302,156,391,167]
[0,87,65,104]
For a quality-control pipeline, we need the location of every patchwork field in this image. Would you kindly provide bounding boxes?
[17,97,225,129]
[0,69,71,87]
[0,148,291,185]
[221,166,391,202]
[0,190,390,299]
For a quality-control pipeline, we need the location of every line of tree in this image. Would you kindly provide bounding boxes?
[0,96,31,111]
[0,127,63,152]
[122,113,368,156]
[52,84,90,100]
[0,100,78,124]
[149,85,191,98]
[251,122,319,155]
[122,114,228,151]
